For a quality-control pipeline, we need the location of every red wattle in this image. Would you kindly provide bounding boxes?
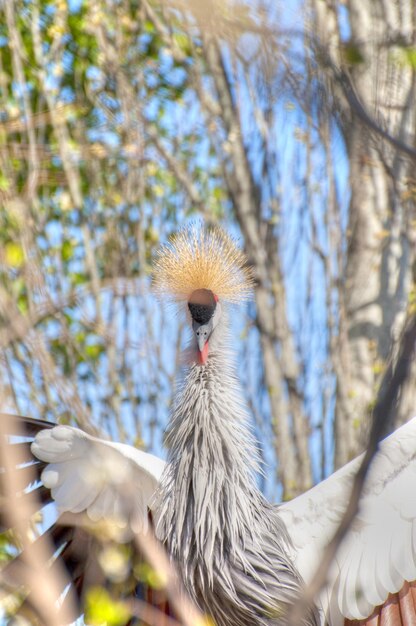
[198,341,209,365]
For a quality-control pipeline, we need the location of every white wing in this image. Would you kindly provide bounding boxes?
[31,425,166,534]
[279,417,416,625]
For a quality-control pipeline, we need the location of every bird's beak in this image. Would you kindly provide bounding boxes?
[193,320,213,365]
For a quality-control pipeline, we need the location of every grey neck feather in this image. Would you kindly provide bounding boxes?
[155,313,319,626]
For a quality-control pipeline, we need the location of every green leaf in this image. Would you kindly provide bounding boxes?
[61,240,74,262]
[5,242,24,267]
[75,331,86,344]
[0,172,10,191]
[85,343,104,360]
[134,562,166,589]
[395,46,416,68]
[85,587,130,626]
[173,33,191,56]
[17,293,28,314]
[71,272,88,286]
[342,42,365,65]
[143,20,155,34]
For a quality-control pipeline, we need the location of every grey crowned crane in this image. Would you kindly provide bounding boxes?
[2,226,416,626]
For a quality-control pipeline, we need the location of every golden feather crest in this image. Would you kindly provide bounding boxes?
[153,225,254,302]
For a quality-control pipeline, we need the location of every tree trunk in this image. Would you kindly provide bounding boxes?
[313,0,416,466]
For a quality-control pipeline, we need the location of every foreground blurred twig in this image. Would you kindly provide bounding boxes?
[0,413,77,625]
[134,530,206,626]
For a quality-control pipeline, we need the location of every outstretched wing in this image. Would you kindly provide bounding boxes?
[31,422,165,533]
[280,416,416,626]
[0,413,167,624]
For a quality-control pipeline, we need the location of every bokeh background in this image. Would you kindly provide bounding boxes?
[0,0,415,511]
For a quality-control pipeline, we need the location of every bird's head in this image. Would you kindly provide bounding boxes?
[188,288,221,364]
[153,224,253,365]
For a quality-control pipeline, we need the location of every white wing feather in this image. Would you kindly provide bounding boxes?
[279,416,416,625]
[31,425,165,533]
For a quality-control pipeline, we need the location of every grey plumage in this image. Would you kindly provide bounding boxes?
[155,311,319,626]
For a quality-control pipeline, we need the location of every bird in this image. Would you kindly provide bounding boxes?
[2,224,416,626]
